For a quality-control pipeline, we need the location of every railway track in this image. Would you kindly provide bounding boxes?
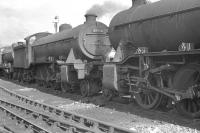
[0,78,200,133]
[0,86,135,133]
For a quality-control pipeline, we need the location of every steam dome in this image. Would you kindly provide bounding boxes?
[59,24,72,32]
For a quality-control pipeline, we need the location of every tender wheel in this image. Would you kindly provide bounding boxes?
[61,82,71,93]
[45,81,51,88]
[13,72,17,80]
[42,81,48,88]
[38,80,43,86]
[39,80,45,87]
[173,64,200,118]
[80,80,101,97]
[102,88,114,101]
[134,75,163,109]
[80,80,90,97]
[17,71,22,82]
[48,81,56,89]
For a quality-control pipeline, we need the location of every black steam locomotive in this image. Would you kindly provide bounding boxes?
[1,0,200,118]
[12,14,111,97]
[0,46,13,77]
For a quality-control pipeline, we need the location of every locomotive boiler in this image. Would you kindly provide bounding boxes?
[32,14,110,63]
[109,0,200,51]
[103,0,200,118]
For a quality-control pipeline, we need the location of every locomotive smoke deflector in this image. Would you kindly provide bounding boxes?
[84,14,97,23]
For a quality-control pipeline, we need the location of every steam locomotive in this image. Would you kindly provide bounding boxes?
[1,0,200,118]
[0,46,13,77]
[11,14,111,97]
[103,0,200,118]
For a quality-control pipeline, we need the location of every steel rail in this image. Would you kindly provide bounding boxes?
[0,98,97,133]
[0,85,136,133]
[0,104,52,133]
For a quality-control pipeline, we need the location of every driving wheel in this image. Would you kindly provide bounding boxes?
[176,98,200,118]
[135,87,163,109]
[102,88,114,101]
[135,75,163,109]
[174,64,200,118]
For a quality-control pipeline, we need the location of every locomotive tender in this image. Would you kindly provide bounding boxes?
[103,0,200,117]
[0,0,200,118]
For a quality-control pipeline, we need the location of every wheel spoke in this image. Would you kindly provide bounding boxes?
[144,95,148,105]
[192,101,198,112]
[147,95,151,105]
[149,94,154,103]
[197,100,200,109]
[80,80,89,97]
[176,99,200,118]
[135,91,162,109]
[135,75,163,109]
[143,94,147,105]
[188,101,192,112]
[186,101,190,112]
[194,72,200,83]
[140,93,144,103]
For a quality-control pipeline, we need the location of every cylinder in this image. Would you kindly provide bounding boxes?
[109,0,200,52]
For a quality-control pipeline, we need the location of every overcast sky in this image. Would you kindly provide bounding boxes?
[0,0,159,46]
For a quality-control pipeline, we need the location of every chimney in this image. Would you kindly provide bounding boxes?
[132,0,146,7]
[85,14,97,23]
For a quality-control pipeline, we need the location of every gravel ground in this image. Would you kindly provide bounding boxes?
[0,79,200,133]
